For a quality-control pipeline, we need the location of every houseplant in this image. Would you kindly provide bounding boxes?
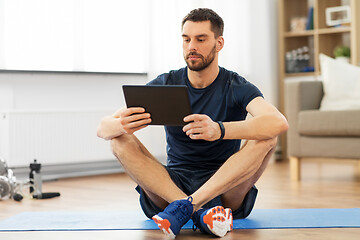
[333,46,351,63]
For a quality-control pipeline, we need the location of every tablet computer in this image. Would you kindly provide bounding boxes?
[122,85,192,126]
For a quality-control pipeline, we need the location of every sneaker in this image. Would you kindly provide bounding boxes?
[192,206,233,237]
[152,196,194,239]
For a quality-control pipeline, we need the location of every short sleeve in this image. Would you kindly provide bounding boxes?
[231,75,263,111]
[146,73,169,86]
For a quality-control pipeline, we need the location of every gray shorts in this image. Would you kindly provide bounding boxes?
[136,165,258,219]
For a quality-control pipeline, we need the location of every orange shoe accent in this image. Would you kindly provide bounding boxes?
[203,210,215,229]
[152,217,171,234]
[203,206,226,230]
[227,209,233,231]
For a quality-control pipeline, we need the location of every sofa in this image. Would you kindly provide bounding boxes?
[285,80,360,180]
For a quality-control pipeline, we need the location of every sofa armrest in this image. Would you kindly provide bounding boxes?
[285,81,323,157]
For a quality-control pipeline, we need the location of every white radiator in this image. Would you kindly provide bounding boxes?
[0,110,115,168]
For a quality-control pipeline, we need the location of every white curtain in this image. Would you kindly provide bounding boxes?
[147,0,251,81]
[0,0,149,73]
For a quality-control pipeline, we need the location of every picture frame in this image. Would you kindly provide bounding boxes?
[326,6,351,27]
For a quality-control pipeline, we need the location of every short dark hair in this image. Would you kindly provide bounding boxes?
[182,8,224,38]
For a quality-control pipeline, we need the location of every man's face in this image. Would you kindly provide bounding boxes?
[182,21,219,71]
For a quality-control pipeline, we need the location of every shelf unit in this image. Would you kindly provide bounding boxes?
[277,0,360,160]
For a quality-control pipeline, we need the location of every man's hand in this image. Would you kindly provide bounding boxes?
[183,114,221,141]
[97,107,151,140]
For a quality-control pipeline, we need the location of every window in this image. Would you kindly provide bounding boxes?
[0,0,149,73]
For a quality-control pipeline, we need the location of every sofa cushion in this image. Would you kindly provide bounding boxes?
[299,136,360,159]
[319,54,360,111]
[298,110,360,136]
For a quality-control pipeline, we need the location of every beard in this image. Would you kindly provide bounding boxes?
[184,45,216,71]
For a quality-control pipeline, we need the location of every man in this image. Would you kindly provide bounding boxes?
[97,8,288,239]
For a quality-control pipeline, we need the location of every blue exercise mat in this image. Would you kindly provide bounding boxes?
[0,208,359,232]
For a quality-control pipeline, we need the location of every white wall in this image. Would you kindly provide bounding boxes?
[0,71,168,167]
[0,71,144,110]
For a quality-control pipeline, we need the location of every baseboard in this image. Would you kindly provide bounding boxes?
[11,160,124,181]
[11,155,167,181]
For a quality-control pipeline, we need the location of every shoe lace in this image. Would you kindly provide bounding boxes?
[191,211,199,232]
[168,197,194,223]
[191,208,204,232]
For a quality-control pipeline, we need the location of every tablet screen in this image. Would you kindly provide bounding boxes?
[122,85,192,126]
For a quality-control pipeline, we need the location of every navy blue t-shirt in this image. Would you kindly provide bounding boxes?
[147,67,263,171]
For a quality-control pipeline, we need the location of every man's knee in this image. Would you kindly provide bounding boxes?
[264,137,278,150]
[248,137,277,153]
[111,134,137,160]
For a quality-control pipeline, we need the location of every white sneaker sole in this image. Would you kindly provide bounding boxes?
[202,206,233,237]
[152,215,176,239]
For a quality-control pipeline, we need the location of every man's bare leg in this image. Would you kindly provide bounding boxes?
[111,134,187,209]
[191,137,277,211]
[221,144,275,210]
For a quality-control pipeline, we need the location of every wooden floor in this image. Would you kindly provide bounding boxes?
[1,160,360,240]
